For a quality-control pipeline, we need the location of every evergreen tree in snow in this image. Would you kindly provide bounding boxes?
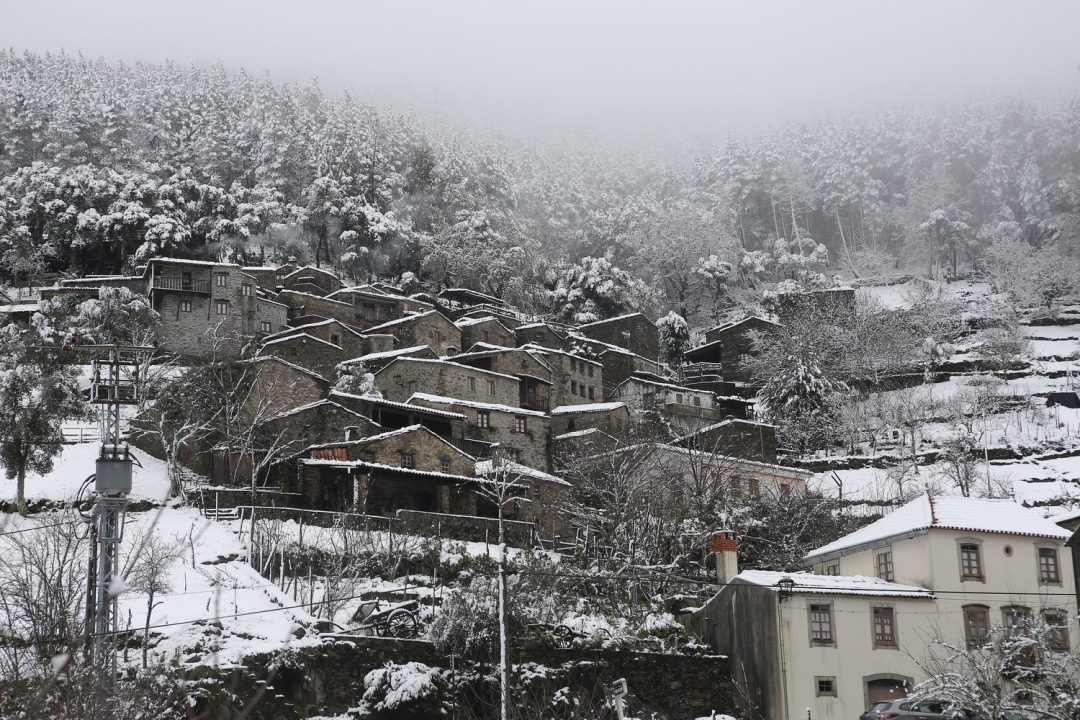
[656,311,690,368]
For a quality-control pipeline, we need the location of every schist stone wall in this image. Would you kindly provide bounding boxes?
[375,358,521,406]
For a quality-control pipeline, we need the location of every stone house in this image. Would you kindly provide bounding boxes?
[328,390,467,447]
[145,258,289,358]
[610,374,720,431]
[211,398,381,486]
[674,418,778,464]
[689,316,781,384]
[456,315,516,349]
[264,318,381,359]
[241,355,330,421]
[299,425,480,514]
[436,287,510,319]
[690,496,1079,720]
[550,402,631,438]
[374,357,521,406]
[576,312,659,360]
[256,333,345,380]
[339,345,439,374]
[514,322,569,350]
[449,344,556,412]
[365,310,462,357]
[241,263,294,292]
[518,344,604,407]
[565,336,665,397]
[279,265,344,296]
[406,392,551,471]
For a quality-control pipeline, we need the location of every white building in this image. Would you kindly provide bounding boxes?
[686,495,1078,719]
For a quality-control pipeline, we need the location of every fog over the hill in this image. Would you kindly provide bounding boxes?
[3,0,1079,140]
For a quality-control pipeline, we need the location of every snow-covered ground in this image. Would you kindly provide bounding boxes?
[0,441,174,504]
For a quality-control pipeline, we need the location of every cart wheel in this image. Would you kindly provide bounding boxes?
[385,608,419,638]
[552,624,573,649]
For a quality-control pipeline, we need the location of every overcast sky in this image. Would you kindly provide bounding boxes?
[3,0,1079,140]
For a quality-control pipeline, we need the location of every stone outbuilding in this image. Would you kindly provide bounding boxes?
[365,310,463,357]
[456,315,516,349]
[373,357,521,406]
[549,402,631,438]
[576,312,658,360]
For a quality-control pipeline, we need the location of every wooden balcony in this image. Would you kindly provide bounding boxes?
[151,276,211,294]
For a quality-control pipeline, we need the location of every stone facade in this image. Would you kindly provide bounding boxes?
[696,316,780,383]
[576,312,659,360]
[279,265,344,296]
[256,333,344,380]
[146,258,289,358]
[374,357,521,406]
[241,264,294,292]
[585,345,664,397]
[275,290,390,330]
[339,345,439,374]
[365,310,463,357]
[449,345,556,411]
[770,286,856,326]
[514,322,568,350]
[263,318,375,359]
[676,418,778,464]
[519,345,604,407]
[610,374,720,432]
[456,315,516,349]
[328,390,466,444]
[407,392,551,471]
[243,356,330,421]
[550,402,631,437]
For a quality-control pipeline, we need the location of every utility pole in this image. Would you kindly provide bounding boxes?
[80,345,150,709]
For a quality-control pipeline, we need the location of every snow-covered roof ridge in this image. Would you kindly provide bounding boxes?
[376,356,520,381]
[328,390,466,419]
[144,257,239,269]
[576,312,652,329]
[282,265,340,282]
[265,399,367,422]
[550,402,627,415]
[613,373,706,394]
[705,315,780,334]
[340,345,435,365]
[518,343,602,366]
[806,495,1074,561]
[246,355,329,383]
[455,315,509,328]
[735,570,934,598]
[363,310,441,332]
[475,459,569,486]
[407,392,547,417]
[258,332,340,350]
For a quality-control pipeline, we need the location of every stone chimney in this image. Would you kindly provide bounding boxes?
[710,529,738,583]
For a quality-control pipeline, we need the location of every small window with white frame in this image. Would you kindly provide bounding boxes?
[215,273,228,287]
[809,603,834,646]
[814,676,837,697]
[259,320,271,333]
[215,299,229,316]
[875,547,894,582]
[180,298,192,313]
[1038,547,1061,583]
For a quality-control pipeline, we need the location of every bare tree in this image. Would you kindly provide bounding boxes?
[124,531,182,668]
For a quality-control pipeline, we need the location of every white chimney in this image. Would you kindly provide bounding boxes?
[711,529,738,583]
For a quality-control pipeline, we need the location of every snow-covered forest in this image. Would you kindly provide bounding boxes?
[4,51,1080,324]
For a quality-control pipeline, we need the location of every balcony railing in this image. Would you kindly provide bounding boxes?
[152,276,211,294]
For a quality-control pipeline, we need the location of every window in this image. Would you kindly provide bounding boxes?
[729,476,742,500]
[872,606,897,648]
[242,282,253,296]
[876,549,895,582]
[440,458,451,474]
[693,396,701,406]
[487,380,496,395]
[514,416,527,433]
[579,384,586,397]
[330,333,340,345]
[215,273,227,287]
[963,605,990,648]
[959,542,983,580]
[469,377,477,392]
[676,393,684,404]
[260,321,271,333]
[476,411,490,428]
[588,387,595,400]
[215,300,229,316]
[780,483,791,498]
[407,380,417,396]
[814,677,836,697]
[587,365,594,378]
[1002,605,1031,636]
[809,603,834,645]
[399,452,414,469]
[823,559,840,576]
[180,298,192,313]
[570,359,577,372]
[482,330,490,342]
[1038,547,1061,583]
[1044,610,1070,652]
[748,477,760,498]
[571,380,578,394]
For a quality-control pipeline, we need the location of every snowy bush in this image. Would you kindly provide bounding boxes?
[361,661,447,718]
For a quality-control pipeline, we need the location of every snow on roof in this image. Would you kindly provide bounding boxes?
[515,321,563,333]
[554,427,610,441]
[341,345,435,365]
[1050,507,1080,525]
[0,302,40,313]
[550,402,627,415]
[364,310,444,332]
[518,343,602,366]
[613,374,706,395]
[376,356,520,382]
[734,571,934,599]
[806,495,1075,561]
[300,458,475,482]
[576,312,652,329]
[258,332,340,350]
[276,289,354,308]
[307,424,424,448]
[326,286,402,302]
[475,459,569,486]
[262,318,366,341]
[265,399,367,422]
[706,315,780,335]
[608,442,811,479]
[407,392,547,417]
[455,315,509,328]
[283,265,340,282]
[328,391,466,419]
[674,419,776,444]
[145,257,240,268]
[438,287,506,305]
[246,355,328,383]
